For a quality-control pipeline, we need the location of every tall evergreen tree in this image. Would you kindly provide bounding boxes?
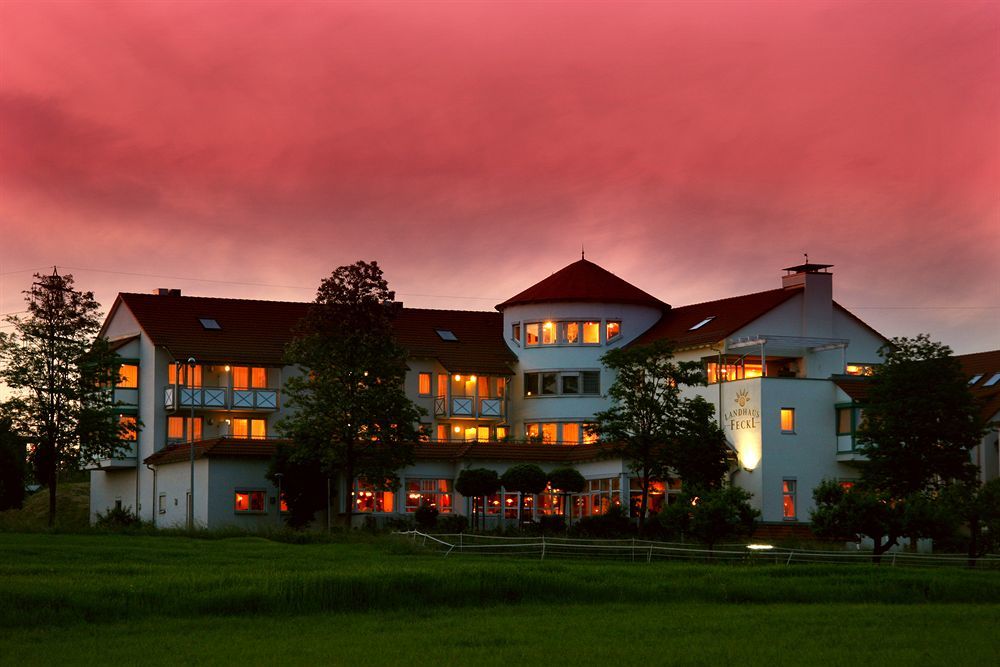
[0,270,126,526]
[273,261,423,527]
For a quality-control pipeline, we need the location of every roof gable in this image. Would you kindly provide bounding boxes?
[956,350,1000,422]
[496,259,669,311]
[630,287,801,349]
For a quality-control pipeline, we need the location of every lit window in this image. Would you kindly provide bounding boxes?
[251,419,267,440]
[418,372,432,396]
[353,479,395,513]
[969,374,984,385]
[512,323,521,343]
[839,481,855,491]
[199,318,221,330]
[167,416,201,442]
[561,423,580,444]
[234,490,265,513]
[525,323,539,345]
[279,493,289,513]
[168,363,202,387]
[564,321,579,344]
[251,367,268,388]
[845,364,874,376]
[477,426,490,441]
[436,329,458,341]
[117,364,138,388]
[436,424,448,442]
[496,426,507,440]
[437,374,447,398]
[836,408,853,435]
[583,322,600,344]
[405,479,452,513]
[689,316,715,331]
[606,321,621,342]
[582,424,598,445]
[780,408,795,433]
[542,423,557,443]
[984,373,1000,387]
[782,480,797,520]
[542,321,555,345]
[119,415,138,441]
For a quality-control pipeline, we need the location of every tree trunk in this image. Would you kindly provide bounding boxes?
[344,451,354,529]
[47,476,57,528]
[637,475,649,534]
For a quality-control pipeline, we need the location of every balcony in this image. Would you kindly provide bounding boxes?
[434,395,506,419]
[89,442,137,470]
[164,386,279,411]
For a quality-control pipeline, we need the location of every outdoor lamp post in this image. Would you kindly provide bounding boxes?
[187,357,196,530]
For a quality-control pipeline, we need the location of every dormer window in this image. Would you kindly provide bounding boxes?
[199,318,221,330]
[436,329,458,341]
[606,321,621,341]
[689,316,715,331]
[984,373,1000,387]
[968,374,984,385]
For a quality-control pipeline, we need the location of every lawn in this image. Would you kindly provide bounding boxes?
[1,533,998,665]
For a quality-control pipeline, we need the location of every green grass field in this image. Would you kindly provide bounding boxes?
[1,533,998,665]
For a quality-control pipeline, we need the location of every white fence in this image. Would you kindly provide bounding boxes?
[395,531,1000,569]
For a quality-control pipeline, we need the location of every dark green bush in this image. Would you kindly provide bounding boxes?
[414,503,439,530]
[94,505,143,530]
[571,505,632,538]
[436,514,468,533]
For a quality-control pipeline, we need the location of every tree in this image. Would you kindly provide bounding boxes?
[548,467,585,529]
[591,340,714,532]
[0,417,26,510]
[500,464,548,524]
[670,396,730,494]
[0,270,127,526]
[810,479,906,563]
[455,468,500,531]
[858,335,981,496]
[940,479,1000,567]
[274,261,424,528]
[658,486,758,551]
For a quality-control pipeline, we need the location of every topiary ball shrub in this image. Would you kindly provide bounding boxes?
[414,503,439,530]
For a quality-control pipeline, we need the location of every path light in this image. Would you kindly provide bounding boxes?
[747,544,774,551]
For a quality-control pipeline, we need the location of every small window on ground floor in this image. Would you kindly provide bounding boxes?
[158,494,166,514]
[782,479,797,520]
[405,479,452,513]
[235,490,266,513]
[353,479,395,513]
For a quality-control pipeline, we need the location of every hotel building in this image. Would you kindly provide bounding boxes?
[91,259,928,531]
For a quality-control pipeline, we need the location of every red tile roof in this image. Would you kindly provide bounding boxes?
[833,377,871,401]
[144,438,278,465]
[107,293,515,374]
[496,259,669,311]
[630,287,800,349]
[146,438,603,466]
[956,350,1000,422]
[393,308,515,376]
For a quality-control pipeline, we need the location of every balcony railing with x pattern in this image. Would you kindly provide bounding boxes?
[433,395,506,419]
[164,386,279,411]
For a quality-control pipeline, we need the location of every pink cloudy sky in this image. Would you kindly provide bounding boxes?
[1,1,997,353]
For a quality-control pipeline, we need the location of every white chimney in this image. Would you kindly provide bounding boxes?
[781,263,833,338]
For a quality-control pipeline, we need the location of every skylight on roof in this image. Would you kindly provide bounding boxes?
[689,316,716,331]
[984,373,1000,387]
[969,374,984,385]
[199,318,221,330]
[436,329,458,341]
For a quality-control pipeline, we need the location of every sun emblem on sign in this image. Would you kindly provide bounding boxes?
[735,389,751,407]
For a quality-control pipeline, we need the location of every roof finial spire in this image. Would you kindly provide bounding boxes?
[804,252,809,265]
[581,243,585,260]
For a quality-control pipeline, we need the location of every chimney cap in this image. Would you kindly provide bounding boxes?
[155,288,182,296]
[782,262,833,275]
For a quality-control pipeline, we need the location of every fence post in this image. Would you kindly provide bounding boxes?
[647,546,653,564]
[786,551,793,566]
[541,535,546,561]
[631,538,636,562]
[892,552,896,567]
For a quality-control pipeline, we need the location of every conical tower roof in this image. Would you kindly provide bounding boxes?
[496,259,669,311]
